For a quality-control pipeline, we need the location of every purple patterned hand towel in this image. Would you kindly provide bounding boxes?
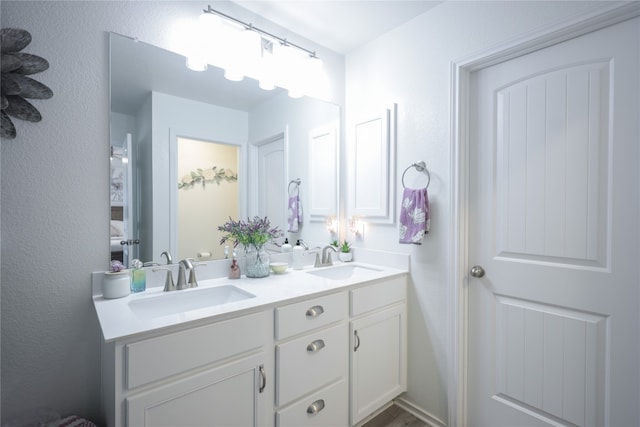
[399,187,430,244]
[287,195,303,232]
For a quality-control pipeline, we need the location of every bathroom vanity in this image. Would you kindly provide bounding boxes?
[94,263,407,426]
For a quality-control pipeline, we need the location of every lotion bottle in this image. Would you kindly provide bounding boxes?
[292,240,305,270]
[281,238,292,252]
[281,238,293,264]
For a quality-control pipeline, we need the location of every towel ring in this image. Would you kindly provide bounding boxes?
[402,161,430,189]
[288,178,301,195]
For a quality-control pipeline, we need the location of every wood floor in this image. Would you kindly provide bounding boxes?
[361,404,427,427]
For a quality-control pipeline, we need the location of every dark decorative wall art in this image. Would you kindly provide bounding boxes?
[1,28,53,139]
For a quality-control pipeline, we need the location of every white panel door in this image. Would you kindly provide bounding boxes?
[468,18,638,426]
[257,137,286,232]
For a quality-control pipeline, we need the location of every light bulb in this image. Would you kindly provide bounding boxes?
[259,78,275,91]
[224,67,244,81]
[242,30,262,72]
[185,12,218,71]
[186,57,207,72]
[288,87,304,98]
[277,44,306,97]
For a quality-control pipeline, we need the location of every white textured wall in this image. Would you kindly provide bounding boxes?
[345,1,609,423]
[0,0,612,424]
[0,1,343,423]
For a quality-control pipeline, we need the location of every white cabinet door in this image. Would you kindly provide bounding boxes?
[127,353,266,427]
[350,304,407,425]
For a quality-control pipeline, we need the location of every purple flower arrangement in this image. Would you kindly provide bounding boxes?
[218,216,283,249]
[110,260,126,273]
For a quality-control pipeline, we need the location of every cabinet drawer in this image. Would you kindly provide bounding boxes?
[276,322,348,406]
[126,311,268,389]
[276,292,347,340]
[276,379,348,427]
[350,276,406,317]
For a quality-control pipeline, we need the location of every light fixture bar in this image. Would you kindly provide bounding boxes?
[203,5,319,59]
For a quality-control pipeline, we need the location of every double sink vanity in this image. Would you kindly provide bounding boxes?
[93,261,408,426]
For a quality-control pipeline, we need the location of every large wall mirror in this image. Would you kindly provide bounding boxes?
[109,32,340,266]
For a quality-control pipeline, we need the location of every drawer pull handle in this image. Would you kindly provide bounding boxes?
[307,399,325,415]
[306,339,325,353]
[306,305,324,318]
[354,330,360,352]
[259,365,266,393]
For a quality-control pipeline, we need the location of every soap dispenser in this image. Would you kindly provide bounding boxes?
[281,238,293,264]
[281,238,292,253]
[292,240,305,270]
[130,259,146,293]
[228,251,241,279]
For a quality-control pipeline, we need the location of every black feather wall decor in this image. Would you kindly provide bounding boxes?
[1,28,53,139]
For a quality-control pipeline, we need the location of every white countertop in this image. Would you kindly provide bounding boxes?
[93,262,408,342]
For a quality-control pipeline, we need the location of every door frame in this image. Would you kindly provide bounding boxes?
[448,3,640,426]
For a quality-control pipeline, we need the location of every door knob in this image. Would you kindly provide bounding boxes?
[470,265,485,278]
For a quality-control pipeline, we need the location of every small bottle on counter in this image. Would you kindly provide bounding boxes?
[281,238,292,253]
[292,240,305,270]
[281,238,293,263]
[130,259,146,293]
[228,252,241,279]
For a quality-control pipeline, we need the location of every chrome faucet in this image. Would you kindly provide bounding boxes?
[153,267,177,292]
[315,245,337,268]
[160,251,173,265]
[177,258,195,290]
[176,258,204,290]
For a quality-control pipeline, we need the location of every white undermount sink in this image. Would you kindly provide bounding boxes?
[306,264,382,280]
[128,285,255,318]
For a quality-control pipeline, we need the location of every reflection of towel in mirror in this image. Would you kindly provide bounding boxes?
[111,166,124,191]
[399,187,430,244]
[287,195,303,232]
[110,220,124,238]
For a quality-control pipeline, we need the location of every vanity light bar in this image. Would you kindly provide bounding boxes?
[202,5,320,60]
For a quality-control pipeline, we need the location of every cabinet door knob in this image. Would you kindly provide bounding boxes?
[354,330,361,352]
[306,399,325,415]
[306,339,325,353]
[306,305,324,318]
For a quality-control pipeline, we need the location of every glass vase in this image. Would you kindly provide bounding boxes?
[245,244,270,278]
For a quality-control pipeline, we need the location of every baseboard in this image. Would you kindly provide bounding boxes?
[394,397,447,427]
